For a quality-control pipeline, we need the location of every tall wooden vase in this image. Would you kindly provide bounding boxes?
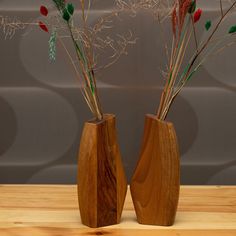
[77,114,127,228]
[130,114,180,226]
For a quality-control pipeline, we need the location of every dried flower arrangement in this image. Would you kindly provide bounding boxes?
[130,1,236,227]
[0,0,148,120]
[155,0,236,120]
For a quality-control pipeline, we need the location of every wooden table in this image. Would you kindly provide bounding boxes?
[0,185,235,236]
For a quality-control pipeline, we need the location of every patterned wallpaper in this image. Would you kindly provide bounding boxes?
[0,0,235,184]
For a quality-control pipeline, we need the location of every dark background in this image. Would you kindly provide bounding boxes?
[0,0,235,184]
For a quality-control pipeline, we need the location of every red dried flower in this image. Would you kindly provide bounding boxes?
[194,8,202,23]
[40,6,48,16]
[38,21,49,33]
[178,0,184,8]
[181,1,192,20]
[179,0,191,29]
[172,6,178,38]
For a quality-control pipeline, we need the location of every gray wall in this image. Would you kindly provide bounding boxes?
[0,0,235,184]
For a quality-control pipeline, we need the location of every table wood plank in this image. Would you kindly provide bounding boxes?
[0,185,235,236]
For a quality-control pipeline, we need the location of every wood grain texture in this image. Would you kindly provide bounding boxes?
[0,185,236,236]
[130,114,180,226]
[78,114,127,228]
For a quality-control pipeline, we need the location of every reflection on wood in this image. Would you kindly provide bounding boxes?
[0,185,236,235]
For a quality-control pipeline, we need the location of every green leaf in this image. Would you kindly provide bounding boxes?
[168,71,173,85]
[67,3,74,15]
[229,25,236,34]
[187,70,196,81]
[188,0,196,14]
[205,20,212,31]
[63,9,70,21]
[89,71,95,94]
[90,83,94,94]
[52,0,66,11]
[180,63,190,81]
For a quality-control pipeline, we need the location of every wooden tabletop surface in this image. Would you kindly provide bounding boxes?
[0,185,235,236]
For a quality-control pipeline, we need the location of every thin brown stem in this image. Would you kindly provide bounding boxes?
[187,0,236,76]
[191,15,198,52]
[67,21,103,120]
[220,0,224,16]
[58,36,97,117]
[157,16,192,119]
[158,0,236,120]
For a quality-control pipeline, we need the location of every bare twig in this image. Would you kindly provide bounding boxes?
[220,0,224,16]
[191,14,198,52]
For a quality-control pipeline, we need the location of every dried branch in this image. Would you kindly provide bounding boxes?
[0,16,33,39]
[0,0,173,120]
[155,0,236,120]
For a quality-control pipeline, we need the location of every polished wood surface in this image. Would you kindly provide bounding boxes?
[78,114,127,228]
[131,114,180,226]
[0,185,236,236]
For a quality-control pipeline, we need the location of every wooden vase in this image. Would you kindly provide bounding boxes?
[130,114,180,226]
[77,114,127,228]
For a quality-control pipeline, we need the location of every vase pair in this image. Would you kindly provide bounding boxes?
[77,113,180,228]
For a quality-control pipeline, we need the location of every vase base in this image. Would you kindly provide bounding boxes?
[136,218,175,227]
